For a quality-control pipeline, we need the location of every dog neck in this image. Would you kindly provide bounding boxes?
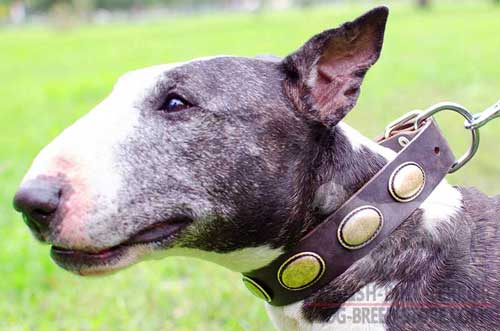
[266,122,464,330]
[312,122,394,216]
[309,122,462,238]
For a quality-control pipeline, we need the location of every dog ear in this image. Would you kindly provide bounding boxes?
[282,6,389,127]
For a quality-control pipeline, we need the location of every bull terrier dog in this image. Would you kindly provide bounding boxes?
[13,7,499,331]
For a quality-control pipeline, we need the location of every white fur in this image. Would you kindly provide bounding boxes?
[306,60,320,90]
[21,69,146,248]
[267,283,395,331]
[267,301,304,331]
[420,179,463,237]
[313,123,396,214]
[335,122,463,236]
[20,56,234,249]
[337,122,396,161]
[161,245,284,273]
[23,55,235,188]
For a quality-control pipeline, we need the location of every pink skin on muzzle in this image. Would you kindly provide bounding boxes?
[47,156,94,250]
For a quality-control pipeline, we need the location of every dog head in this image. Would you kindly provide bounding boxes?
[13,7,388,275]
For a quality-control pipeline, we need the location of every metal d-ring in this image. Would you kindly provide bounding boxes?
[414,102,480,174]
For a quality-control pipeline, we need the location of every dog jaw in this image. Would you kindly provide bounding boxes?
[51,243,284,276]
[164,245,284,273]
[52,243,155,276]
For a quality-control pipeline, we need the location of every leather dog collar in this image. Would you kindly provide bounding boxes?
[242,119,455,306]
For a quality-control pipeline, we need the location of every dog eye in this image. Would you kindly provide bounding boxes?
[158,95,191,113]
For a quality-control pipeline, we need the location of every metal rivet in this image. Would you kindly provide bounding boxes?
[277,252,325,291]
[338,206,383,250]
[242,276,272,302]
[398,136,410,147]
[389,162,426,202]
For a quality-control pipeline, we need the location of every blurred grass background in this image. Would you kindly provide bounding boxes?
[1,1,499,330]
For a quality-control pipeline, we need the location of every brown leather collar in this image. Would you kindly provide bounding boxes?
[242,119,455,306]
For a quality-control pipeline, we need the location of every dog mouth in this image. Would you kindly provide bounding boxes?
[50,215,192,275]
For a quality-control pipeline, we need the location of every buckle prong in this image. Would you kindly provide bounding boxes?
[384,110,422,139]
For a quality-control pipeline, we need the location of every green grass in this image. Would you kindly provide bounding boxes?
[1,2,500,330]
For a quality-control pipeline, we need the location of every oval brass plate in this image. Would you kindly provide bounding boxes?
[277,252,325,291]
[337,206,383,250]
[242,276,272,302]
[389,162,426,202]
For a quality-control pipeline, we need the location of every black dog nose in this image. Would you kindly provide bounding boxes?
[13,178,61,235]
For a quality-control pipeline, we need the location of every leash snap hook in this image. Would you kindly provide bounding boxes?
[464,99,500,130]
[414,102,480,174]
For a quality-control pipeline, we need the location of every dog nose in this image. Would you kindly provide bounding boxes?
[13,179,61,235]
